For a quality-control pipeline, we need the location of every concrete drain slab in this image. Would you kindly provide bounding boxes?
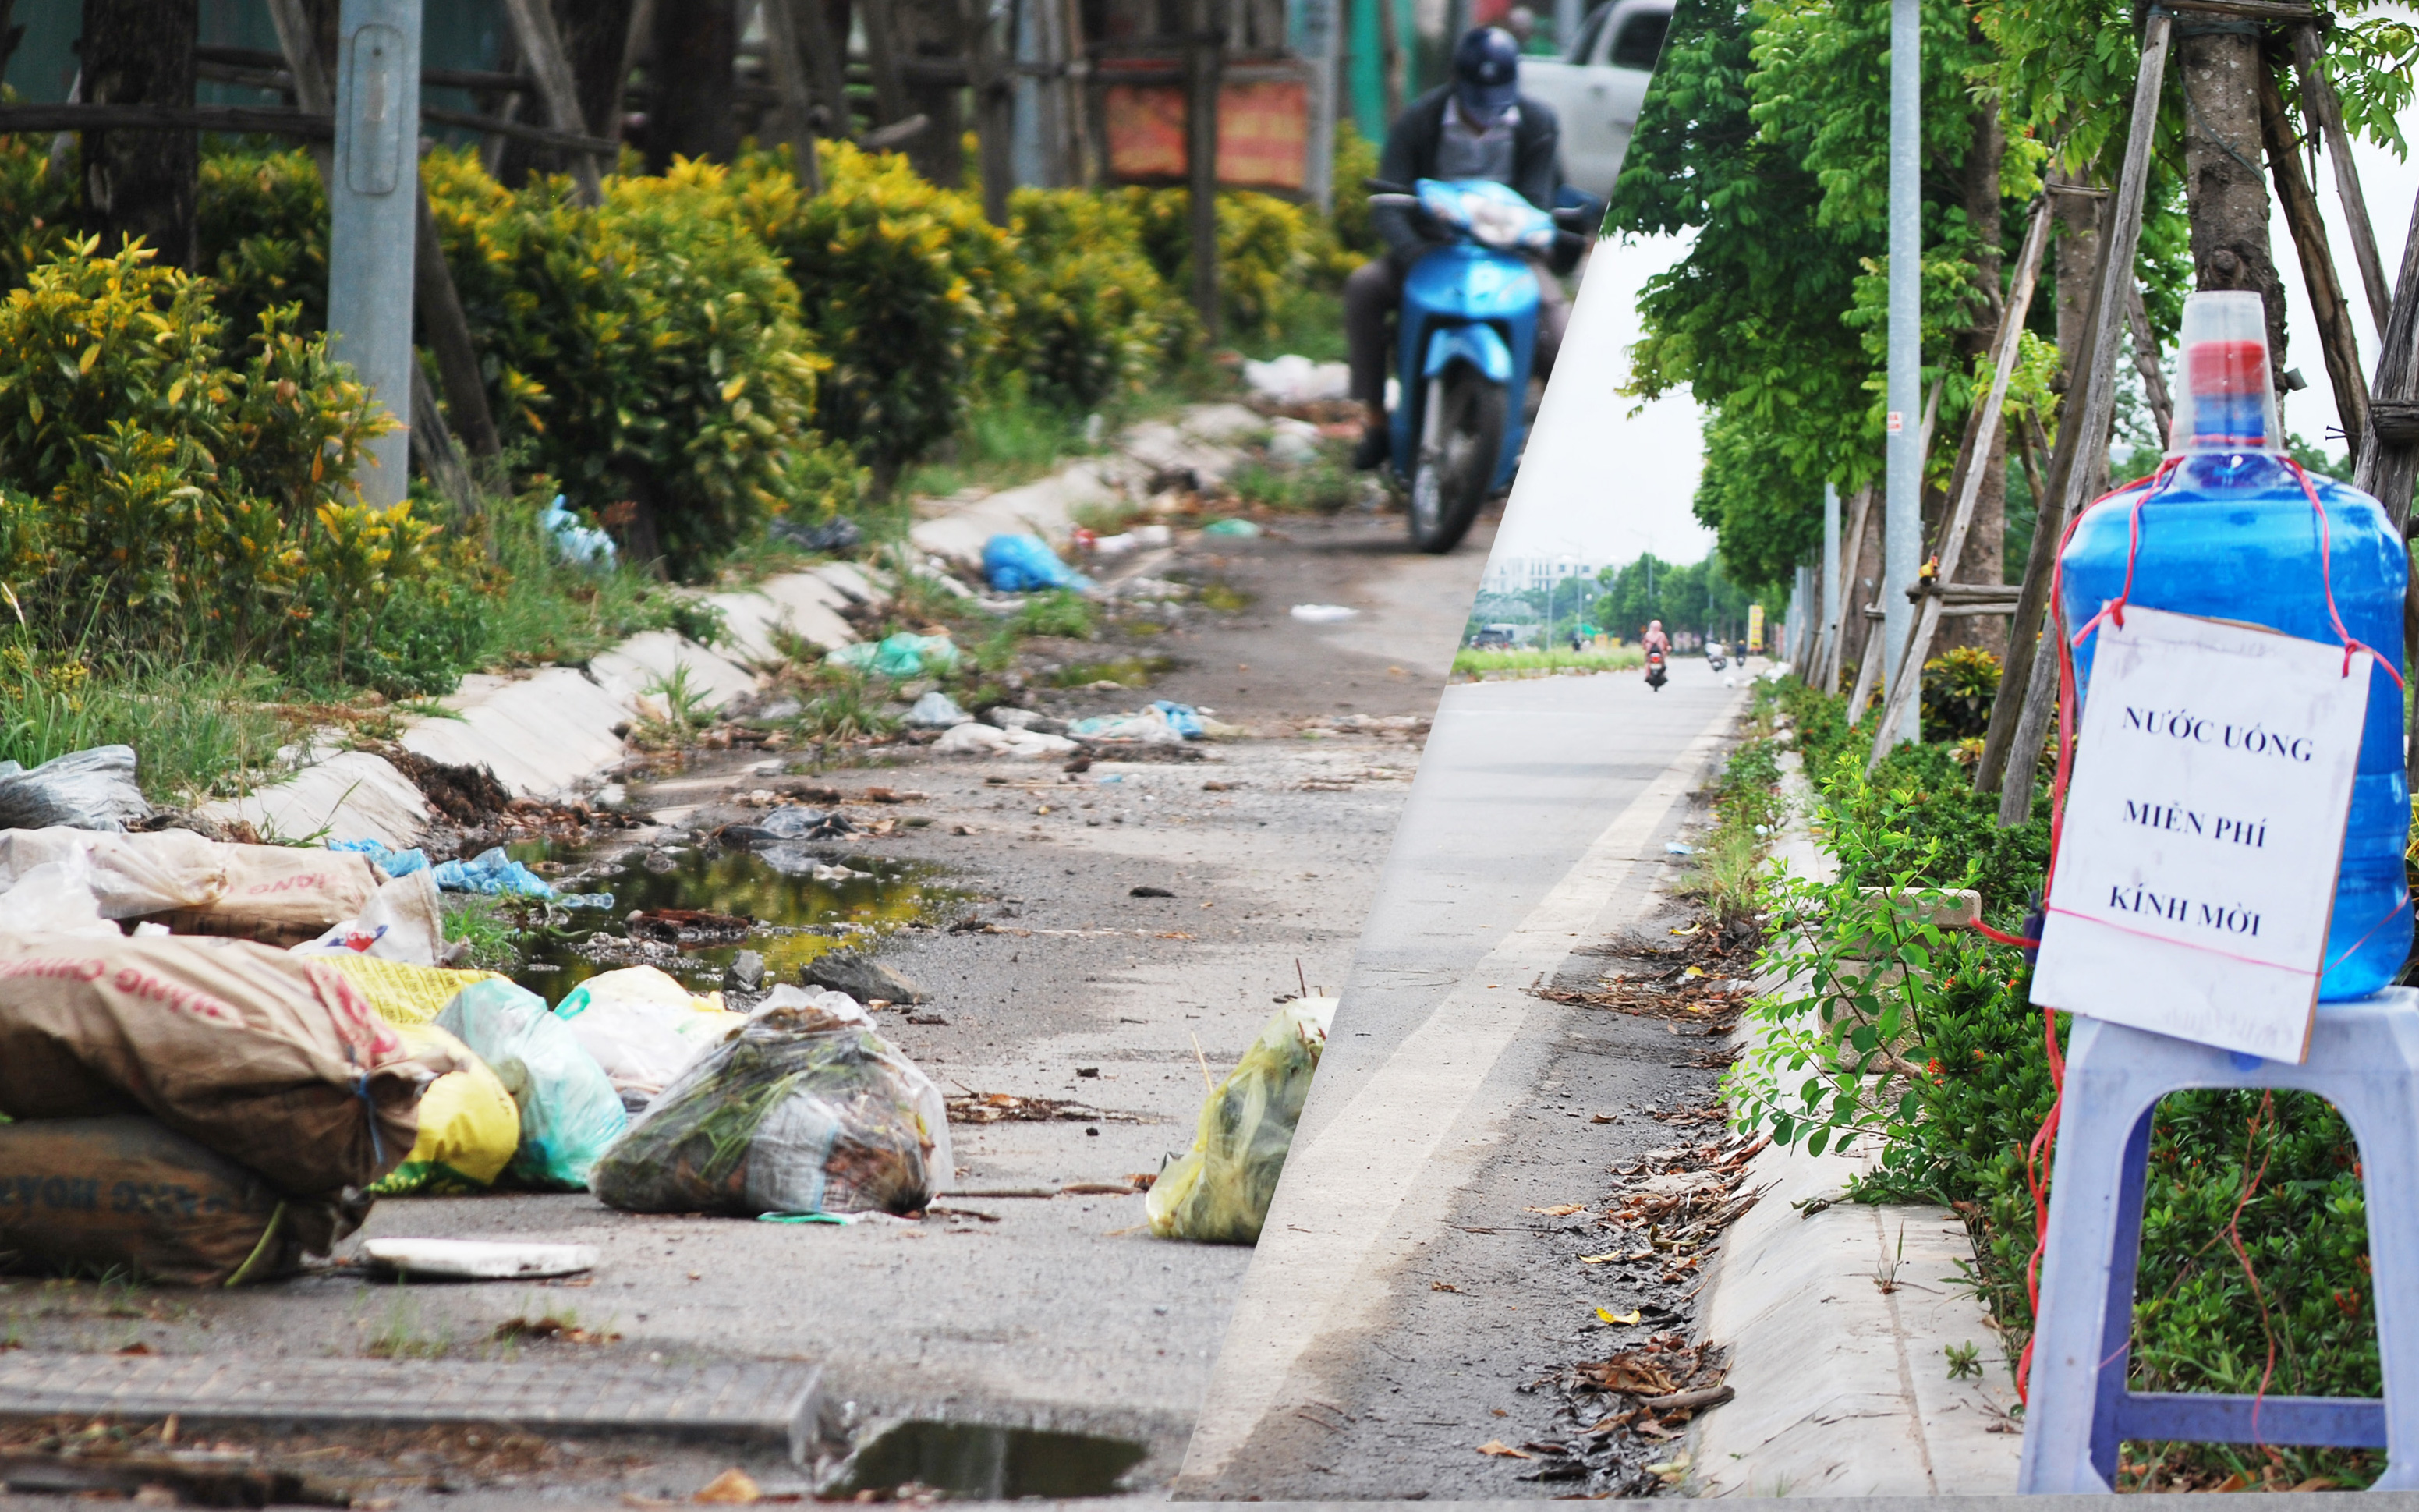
[0,1354,821,1460]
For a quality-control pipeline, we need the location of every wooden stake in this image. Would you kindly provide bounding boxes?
[1988,12,2172,823]
[500,0,606,206]
[1185,0,1223,334]
[1846,378,1941,726]
[1821,484,1876,692]
[2123,282,2174,444]
[757,0,826,191]
[2292,26,2391,337]
[2260,61,2369,459]
[1865,200,2054,770]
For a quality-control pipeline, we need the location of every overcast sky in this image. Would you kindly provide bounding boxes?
[1494,75,2419,574]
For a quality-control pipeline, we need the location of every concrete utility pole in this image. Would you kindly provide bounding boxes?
[1301,0,1338,213]
[1881,0,1919,743]
[328,0,422,509]
[1819,481,1840,682]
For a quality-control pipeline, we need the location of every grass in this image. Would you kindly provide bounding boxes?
[1227,286,1348,364]
[1014,590,1096,640]
[1451,646,1646,678]
[1226,450,1361,514]
[441,895,525,974]
[1681,721,1784,924]
[0,650,294,804]
[1196,582,1252,614]
[365,1285,451,1360]
[1051,655,1173,689]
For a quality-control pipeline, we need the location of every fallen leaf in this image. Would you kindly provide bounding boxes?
[1596,1307,1643,1326]
[692,1468,761,1503]
[2211,1474,2248,1493]
[1578,1252,1625,1264]
[1525,1204,1587,1216]
[1476,1440,1535,1460]
[1669,923,1702,936]
[1580,1355,1678,1394]
[1681,965,1705,979]
[1431,1281,1462,1292]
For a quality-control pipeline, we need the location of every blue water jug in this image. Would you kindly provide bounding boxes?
[2059,290,2410,1000]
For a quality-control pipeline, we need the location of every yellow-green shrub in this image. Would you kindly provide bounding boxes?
[1114,187,1324,342]
[0,131,74,294]
[0,237,417,669]
[196,145,328,338]
[1003,187,1185,409]
[732,143,1011,477]
[423,150,862,575]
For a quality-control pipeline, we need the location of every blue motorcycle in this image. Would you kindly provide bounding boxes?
[1369,178,1578,553]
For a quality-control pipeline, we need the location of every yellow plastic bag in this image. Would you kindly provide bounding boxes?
[368,1023,521,1195]
[1146,997,1335,1243]
[327,956,503,1026]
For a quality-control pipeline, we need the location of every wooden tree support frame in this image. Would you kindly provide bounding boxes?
[499,0,606,207]
[1976,10,2173,821]
[1843,378,1943,723]
[1818,483,1877,692]
[1864,198,2055,771]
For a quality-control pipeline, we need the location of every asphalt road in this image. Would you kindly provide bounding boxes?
[0,512,1499,1506]
[1177,654,1751,1499]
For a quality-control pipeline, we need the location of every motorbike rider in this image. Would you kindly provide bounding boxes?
[1347,26,1572,471]
[1640,618,1670,664]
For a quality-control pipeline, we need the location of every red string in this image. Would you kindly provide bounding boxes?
[2224,1092,2283,1446]
[1969,919,2039,950]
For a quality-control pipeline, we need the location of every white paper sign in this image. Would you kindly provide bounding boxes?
[2030,607,2370,1062]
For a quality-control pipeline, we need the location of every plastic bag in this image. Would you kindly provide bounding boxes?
[0,1116,367,1286]
[541,494,618,568]
[1147,996,1335,1243]
[931,723,1079,759]
[0,848,122,939]
[904,691,970,728]
[321,954,505,1026]
[553,966,732,1113]
[1066,707,1185,745]
[825,633,960,678]
[981,533,1093,593]
[0,827,229,919]
[430,846,554,898]
[367,1022,523,1195]
[590,999,953,1217]
[292,869,447,968]
[0,745,151,831]
[330,836,430,879]
[0,935,457,1195]
[437,979,629,1189]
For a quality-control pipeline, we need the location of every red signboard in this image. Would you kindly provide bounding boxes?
[1103,76,1309,193]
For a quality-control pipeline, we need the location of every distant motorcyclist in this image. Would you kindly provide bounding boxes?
[1639,620,1670,657]
[1347,26,1572,471]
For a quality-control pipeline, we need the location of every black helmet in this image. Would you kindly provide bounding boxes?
[1452,27,1521,121]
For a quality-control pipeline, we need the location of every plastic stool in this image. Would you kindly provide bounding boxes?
[2018,989,2419,1492]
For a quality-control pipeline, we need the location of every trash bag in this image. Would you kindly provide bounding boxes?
[0,745,151,832]
[0,1116,367,1287]
[590,999,952,1218]
[329,836,430,879]
[1066,707,1185,745]
[552,966,737,1114]
[904,691,970,728]
[540,494,618,568]
[0,847,122,939]
[1147,996,1335,1243]
[320,955,505,1026]
[437,979,629,1190]
[363,1022,522,1195]
[931,723,1078,759]
[825,633,960,678]
[139,845,384,947]
[292,869,448,968]
[430,846,554,898]
[981,533,1093,593]
[0,935,458,1195]
[0,827,228,919]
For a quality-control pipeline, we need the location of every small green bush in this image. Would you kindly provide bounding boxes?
[1920,644,2001,741]
[196,144,328,339]
[425,150,862,575]
[734,143,1012,478]
[0,131,76,293]
[1004,187,1183,409]
[1117,186,1326,342]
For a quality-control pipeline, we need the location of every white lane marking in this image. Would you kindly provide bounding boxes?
[1175,692,1744,1489]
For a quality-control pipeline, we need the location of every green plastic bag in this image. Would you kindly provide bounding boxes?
[825,633,959,678]
[437,979,629,1190]
[1146,996,1334,1243]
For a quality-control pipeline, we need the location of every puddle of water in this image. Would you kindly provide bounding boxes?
[830,1421,1149,1500]
[501,840,965,1002]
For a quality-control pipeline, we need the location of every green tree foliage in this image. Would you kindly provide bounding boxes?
[1591,551,1760,640]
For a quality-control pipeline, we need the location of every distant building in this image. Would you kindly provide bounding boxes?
[1480,555,1609,598]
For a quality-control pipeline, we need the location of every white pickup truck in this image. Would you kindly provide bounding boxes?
[1518,0,1673,200]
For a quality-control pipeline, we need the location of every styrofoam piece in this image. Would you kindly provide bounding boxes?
[589,632,759,714]
[197,751,434,848]
[363,1238,598,1280]
[400,667,629,799]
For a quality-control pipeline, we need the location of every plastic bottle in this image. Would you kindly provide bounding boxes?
[2059,290,2410,1000]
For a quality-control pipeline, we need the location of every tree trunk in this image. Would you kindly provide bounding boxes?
[80,0,197,271]
[961,0,1012,221]
[643,0,738,169]
[897,0,964,186]
[498,0,634,184]
[2258,61,2368,461]
[2177,27,2286,388]
[2049,168,2100,388]
[1942,101,2008,660]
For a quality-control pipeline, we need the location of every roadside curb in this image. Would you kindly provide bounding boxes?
[201,405,1270,845]
[1685,756,2019,1496]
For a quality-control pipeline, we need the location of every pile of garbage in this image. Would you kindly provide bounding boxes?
[0,801,954,1284]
